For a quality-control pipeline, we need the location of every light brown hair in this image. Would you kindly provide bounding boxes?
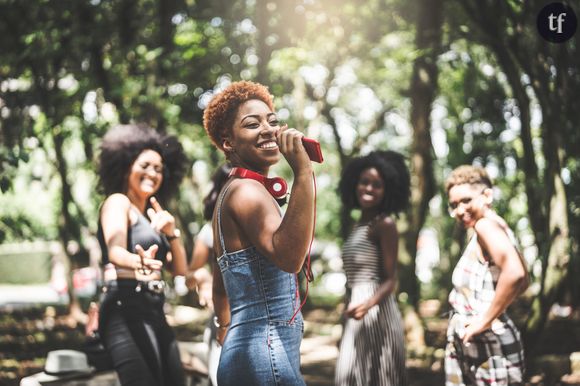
[445,165,493,193]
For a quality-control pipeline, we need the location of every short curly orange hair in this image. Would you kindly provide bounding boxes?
[203,81,275,152]
[445,165,493,193]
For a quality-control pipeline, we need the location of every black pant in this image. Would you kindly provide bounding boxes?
[99,280,185,386]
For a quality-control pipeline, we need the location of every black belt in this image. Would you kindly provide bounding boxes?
[104,279,166,294]
[140,280,165,294]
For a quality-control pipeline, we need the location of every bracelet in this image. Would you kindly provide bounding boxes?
[166,228,181,241]
[213,316,230,329]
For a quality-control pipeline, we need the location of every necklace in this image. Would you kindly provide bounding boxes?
[358,212,386,226]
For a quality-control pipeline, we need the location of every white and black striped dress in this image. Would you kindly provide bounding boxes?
[335,222,407,386]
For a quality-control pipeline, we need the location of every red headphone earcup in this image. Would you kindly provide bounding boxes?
[265,177,288,199]
[229,167,288,200]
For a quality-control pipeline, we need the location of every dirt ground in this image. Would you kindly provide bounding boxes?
[299,307,446,386]
[1,304,579,385]
[1,305,445,385]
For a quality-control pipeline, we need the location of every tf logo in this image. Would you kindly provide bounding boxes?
[537,2,577,43]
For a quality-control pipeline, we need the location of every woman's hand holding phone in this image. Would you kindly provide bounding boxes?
[301,137,323,163]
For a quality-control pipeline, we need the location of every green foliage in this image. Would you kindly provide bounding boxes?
[0,0,577,332]
[0,213,49,243]
[0,147,29,193]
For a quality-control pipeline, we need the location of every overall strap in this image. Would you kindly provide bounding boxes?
[216,183,233,255]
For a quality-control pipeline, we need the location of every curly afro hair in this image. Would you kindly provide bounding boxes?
[203,81,275,152]
[338,150,410,216]
[444,165,492,193]
[97,124,188,206]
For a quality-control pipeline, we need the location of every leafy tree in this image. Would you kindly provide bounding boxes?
[446,0,579,345]
[2,1,578,363]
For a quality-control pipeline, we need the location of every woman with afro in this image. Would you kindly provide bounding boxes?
[335,150,409,386]
[96,124,188,386]
[202,81,315,386]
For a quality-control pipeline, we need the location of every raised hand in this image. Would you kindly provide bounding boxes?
[134,244,163,274]
[146,196,176,237]
[276,124,311,173]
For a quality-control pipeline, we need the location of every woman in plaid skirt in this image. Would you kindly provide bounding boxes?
[444,165,529,386]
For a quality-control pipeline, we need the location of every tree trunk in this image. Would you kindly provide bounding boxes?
[526,106,571,340]
[52,127,87,323]
[517,34,572,340]
[401,0,443,353]
[491,40,546,252]
[404,0,442,308]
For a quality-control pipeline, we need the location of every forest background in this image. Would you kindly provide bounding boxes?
[0,0,579,383]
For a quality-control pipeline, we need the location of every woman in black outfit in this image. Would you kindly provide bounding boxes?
[96,124,188,386]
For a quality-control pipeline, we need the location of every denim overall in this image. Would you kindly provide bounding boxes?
[215,185,306,386]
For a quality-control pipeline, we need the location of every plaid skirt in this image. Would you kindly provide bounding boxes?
[445,312,525,386]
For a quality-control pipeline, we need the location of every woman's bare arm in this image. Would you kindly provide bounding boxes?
[226,177,313,273]
[345,217,399,320]
[101,194,160,271]
[462,217,527,342]
[224,129,314,273]
[212,259,230,345]
[186,236,213,307]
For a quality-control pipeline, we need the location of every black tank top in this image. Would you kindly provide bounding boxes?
[97,209,170,265]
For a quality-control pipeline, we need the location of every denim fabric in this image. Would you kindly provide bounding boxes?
[216,186,305,386]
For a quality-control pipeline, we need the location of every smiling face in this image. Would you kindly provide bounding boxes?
[356,167,385,210]
[126,149,163,201]
[224,99,281,173]
[447,183,491,228]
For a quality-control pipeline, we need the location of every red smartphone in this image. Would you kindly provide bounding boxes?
[302,137,324,163]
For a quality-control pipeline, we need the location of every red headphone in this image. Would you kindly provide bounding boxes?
[230,166,315,324]
[229,167,288,200]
